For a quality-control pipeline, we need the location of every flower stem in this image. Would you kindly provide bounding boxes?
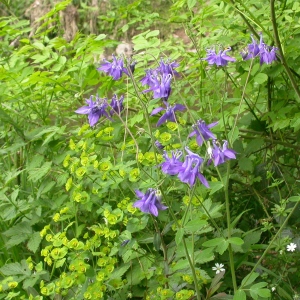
[224,163,238,292]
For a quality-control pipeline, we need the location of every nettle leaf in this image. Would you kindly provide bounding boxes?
[27,232,42,253]
[110,263,131,280]
[27,161,52,182]
[0,260,31,276]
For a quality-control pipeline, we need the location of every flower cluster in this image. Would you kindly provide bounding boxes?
[161,147,209,188]
[75,94,124,127]
[141,58,179,101]
[204,33,278,67]
[241,33,277,65]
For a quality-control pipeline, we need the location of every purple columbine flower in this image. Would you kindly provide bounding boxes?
[143,73,172,100]
[97,54,129,80]
[242,33,278,65]
[75,95,111,127]
[161,150,183,175]
[157,58,179,76]
[133,188,168,217]
[204,47,236,66]
[209,140,236,166]
[109,94,124,116]
[151,101,186,127]
[178,147,209,187]
[189,120,218,146]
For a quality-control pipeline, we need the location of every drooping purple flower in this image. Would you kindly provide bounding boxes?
[189,120,218,146]
[151,101,186,127]
[109,94,124,116]
[241,34,261,60]
[133,188,168,217]
[143,73,172,100]
[157,58,179,76]
[204,47,236,66]
[161,150,183,175]
[75,95,111,127]
[209,140,236,166]
[177,147,209,188]
[242,33,278,65]
[97,54,129,80]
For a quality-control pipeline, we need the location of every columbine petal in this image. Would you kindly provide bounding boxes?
[75,106,91,114]
[151,107,165,115]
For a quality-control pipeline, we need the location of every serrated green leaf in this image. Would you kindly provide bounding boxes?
[27,232,42,253]
[175,228,184,245]
[0,261,30,276]
[254,73,268,84]
[110,263,131,279]
[184,219,207,233]
[194,248,214,264]
[216,240,229,255]
[27,161,52,182]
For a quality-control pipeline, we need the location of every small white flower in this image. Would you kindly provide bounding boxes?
[271,287,276,292]
[279,250,283,255]
[212,263,225,274]
[286,242,297,252]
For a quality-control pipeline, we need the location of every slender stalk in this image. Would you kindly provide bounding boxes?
[182,238,202,300]
[270,0,300,102]
[224,163,237,292]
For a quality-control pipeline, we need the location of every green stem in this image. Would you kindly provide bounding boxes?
[182,238,202,300]
[224,163,237,292]
[270,0,300,102]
